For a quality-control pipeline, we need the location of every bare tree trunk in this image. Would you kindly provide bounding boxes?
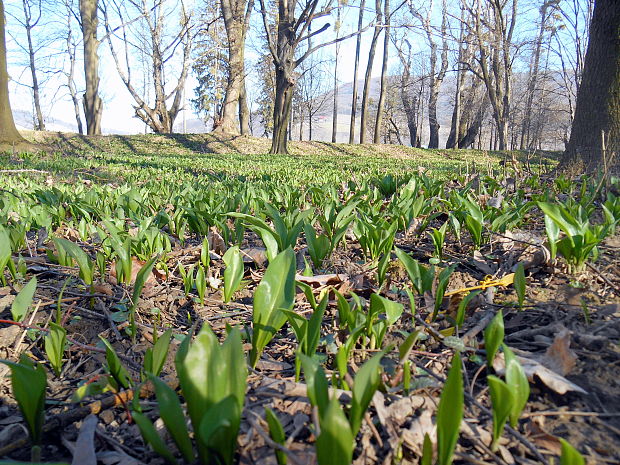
[239,80,250,134]
[520,1,551,150]
[373,0,389,143]
[103,0,192,134]
[447,7,467,149]
[0,0,28,148]
[426,0,448,148]
[468,0,517,151]
[65,1,83,134]
[217,0,253,134]
[459,97,488,148]
[21,0,44,130]
[562,0,619,172]
[80,0,102,135]
[271,60,295,154]
[360,0,382,144]
[332,9,340,143]
[349,0,365,144]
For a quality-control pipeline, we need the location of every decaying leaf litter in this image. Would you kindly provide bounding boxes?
[0,134,619,465]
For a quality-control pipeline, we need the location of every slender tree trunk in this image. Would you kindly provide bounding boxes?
[349,0,365,143]
[562,0,620,172]
[332,10,340,143]
[373,0,389,143]
[22,0,44,130]
[446,68,466,148]
[520,2,549,150]
[65,10,83,134]
[447,9,467,149]
[0,0,28,147]
[360,0,382,144]
[426,3,448,148]
[80,0,101,135]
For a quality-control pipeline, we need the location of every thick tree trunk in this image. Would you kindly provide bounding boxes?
[216,0,252,134]
[270,65,295,154]
[80,0,102,135]
[0,0,28,148]
[360,0,382,144]
[217,23,245,133]
[373,0,389,144]
[562,0,620,172]
[459,98,488,148]
[239,82,250,134]
[349,0,365,144]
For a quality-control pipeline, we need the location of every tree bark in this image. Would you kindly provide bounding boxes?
[80,0,102,135]
[216,0,253,134]
[348,0,365,144]
[373,0,390,144]
[360,0,382,144]
[239,80,250,134]
[271,61,295,154]
[0,0,29,149]
[562,0,620,172]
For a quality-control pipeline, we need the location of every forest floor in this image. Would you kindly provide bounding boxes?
[0,132,618,465]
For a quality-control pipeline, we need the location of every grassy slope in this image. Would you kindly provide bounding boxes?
[6,131,558,186]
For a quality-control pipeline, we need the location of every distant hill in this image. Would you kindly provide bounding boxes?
[13,109,132,135]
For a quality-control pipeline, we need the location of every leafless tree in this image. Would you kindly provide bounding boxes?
[463,0,519,150]
[409,0,449,148]
[214,0,253,134]
[359,0,382,144]
[80,0,102,135]
[102,0,194,133]
[348,0,365,143]
[373,0,390,143]
[258,0,369,154]
[7,0,46,130]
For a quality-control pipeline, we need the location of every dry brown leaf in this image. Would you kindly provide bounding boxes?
[92,284,114,296]
[541,327,577,376]
[208,227,227,255]
[241,247,268,267]
[470,250,496,275]
[109,258,156,286]
[70,414,98,465]
[402,409,436,456]
[295,273,348,287]
[524,419,562,455]
[493,350,586,395]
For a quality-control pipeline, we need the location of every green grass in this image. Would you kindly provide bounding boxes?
[2,132,558,187]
